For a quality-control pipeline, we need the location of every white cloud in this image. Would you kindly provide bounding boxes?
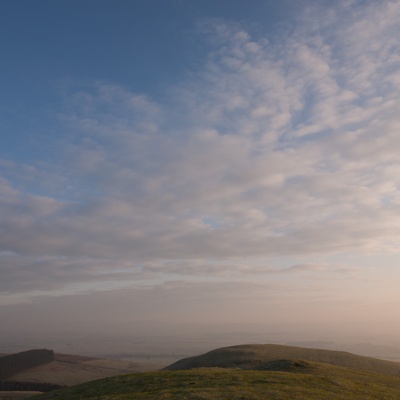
[1,0,400,302]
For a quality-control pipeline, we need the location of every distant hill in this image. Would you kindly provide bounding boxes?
[8,353,162,387]
[0,352,163,400]
[164,343,400,376]
[31,361,400,400]
[7,344,400,399]
[0,349,54,381]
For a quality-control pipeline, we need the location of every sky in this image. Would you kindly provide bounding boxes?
[1,0,400,346]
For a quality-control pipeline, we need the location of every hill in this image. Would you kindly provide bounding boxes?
[29,344,400,399]
[165,343,400,376]
[31,361,400,399]
[0,350,55,382]
[0,352,163,400]
[8,353,162,387]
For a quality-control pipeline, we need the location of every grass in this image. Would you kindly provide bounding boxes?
[32,361,400,400]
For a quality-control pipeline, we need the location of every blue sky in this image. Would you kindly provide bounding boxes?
[1,0,297,164]
[1,0,400,341]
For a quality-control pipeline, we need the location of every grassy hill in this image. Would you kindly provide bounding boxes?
[28,344,400,399]
[31,361,400,399]
[165,343,400,376]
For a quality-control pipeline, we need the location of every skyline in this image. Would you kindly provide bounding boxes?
[1,0,400,344]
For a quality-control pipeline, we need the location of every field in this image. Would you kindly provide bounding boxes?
[0,353,162,400]
[8,353,162,387]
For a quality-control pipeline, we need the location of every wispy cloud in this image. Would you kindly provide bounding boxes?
[1,0,400,302]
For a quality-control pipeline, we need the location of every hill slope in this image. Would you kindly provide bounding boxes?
[165,343,400,376]
[32,361,400,400]
[9,353,162,386]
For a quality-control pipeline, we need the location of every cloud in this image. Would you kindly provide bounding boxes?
[1,0,400,300]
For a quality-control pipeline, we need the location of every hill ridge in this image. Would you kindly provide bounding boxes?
[164,343,400,376]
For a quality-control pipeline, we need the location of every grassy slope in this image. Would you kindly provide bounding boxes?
[32,361,400,400]
[165,343,400,376]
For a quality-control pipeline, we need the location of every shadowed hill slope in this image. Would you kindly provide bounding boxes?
[164,344,400,376]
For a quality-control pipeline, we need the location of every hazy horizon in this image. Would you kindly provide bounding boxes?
[1,0,400,360]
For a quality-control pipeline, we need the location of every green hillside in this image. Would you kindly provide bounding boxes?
[32,361,400,400]
[27,344,400,399]
[165,343,400,376]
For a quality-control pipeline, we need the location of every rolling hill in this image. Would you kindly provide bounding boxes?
[7,353,162,387]
[29,344,400,399]
[165,343,400,376]
[0,352,162,400]
[31,361,400,399]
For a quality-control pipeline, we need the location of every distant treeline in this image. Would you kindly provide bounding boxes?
[0,380,64,392]
[0,349,54,381]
